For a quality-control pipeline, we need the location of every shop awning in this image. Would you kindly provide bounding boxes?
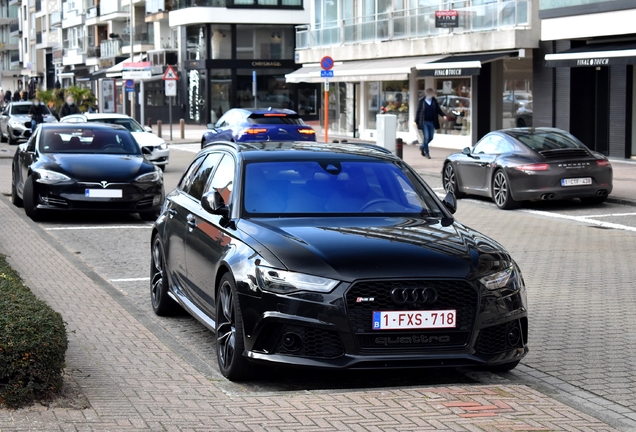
[285,56,444,83]
[416,52,519,77]
[545,43,636,68]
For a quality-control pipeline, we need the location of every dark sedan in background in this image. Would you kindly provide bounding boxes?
[442,128,613,209]
[150,141,528,381]
[12,123,164,221]
[201,108,316,148]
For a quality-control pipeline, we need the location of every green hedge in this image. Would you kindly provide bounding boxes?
[0,255,68,408]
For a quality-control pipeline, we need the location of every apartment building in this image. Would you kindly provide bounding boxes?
[533,0,636,159]
[289,0,540,147]
[168,0,313,125]
[0,0,21,94]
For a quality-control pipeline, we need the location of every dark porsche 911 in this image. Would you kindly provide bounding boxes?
[150,141,528,380]
[442,128,613,209]
[12,123,164,221]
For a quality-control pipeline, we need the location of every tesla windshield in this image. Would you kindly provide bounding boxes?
[39,128,141,155]
[243,160,443,216]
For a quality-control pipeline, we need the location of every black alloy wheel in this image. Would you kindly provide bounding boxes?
[150,235,180,316]
[22,176,43,220]
[216,273,252,381]
[11,171,22,207]
[443,163,465,198]
[492,170,519,210]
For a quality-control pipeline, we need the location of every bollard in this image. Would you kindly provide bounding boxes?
[147,118,152,127]
[396,138,404,159]
[157,120,162,138]
[180,119,185,139]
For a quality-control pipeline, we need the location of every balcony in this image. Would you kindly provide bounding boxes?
[62,2,86,28]
[87,45,100,57]
[50,11,62,27]
[63,37,87,65]
[146,0,172,21]
[0,39,20,51]
[147,48,177,73]
[9,20,20,35]
[87,5,99,18]
[122,24,154,47]
[100,39,121,58]
[296,0,532,50]
[100,0,128,20]
[173,0,225,8]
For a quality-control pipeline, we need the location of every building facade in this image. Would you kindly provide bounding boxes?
[533,0,636,159]
[290,0,540,148]
[0,0,21,95]
[168,0,316,125]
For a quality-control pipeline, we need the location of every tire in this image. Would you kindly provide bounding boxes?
[8,127,16,145]
[492,170,520,210]
[484,360,520,373]
[11,171,23,207]
[150,235,180,316]
[23,175,44,221]
[139,210,159,222]
[581,196,607,205]
[443,163,466,198]
[516,118,526,128]
[216,273,252,381]
[0,131,6,143]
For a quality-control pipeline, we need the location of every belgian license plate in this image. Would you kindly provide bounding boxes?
[561,177,592,187]
[372,310,456,331]
[85,189,123,198]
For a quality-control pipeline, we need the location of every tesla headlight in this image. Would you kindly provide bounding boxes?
[479,264,523,291]
[255,266,339,294]
[33,168,71,184]
[135,170,162,183]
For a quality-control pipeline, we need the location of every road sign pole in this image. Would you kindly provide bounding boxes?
[169,96,173,141]
[324,79,329,144]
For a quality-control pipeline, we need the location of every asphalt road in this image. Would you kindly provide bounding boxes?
[9,145,636,428]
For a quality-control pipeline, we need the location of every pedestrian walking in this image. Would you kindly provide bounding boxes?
[59,95,80,118]
[415,88,447,159]
[28,97,47,131]
[12,91,20,102]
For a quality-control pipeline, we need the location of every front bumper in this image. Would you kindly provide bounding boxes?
[33,181,164,213]
[238,278,528,370]
[8,123,31,141]
[143,146,170,167]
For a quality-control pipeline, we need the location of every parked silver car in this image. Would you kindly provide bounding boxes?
[0,102,57,144]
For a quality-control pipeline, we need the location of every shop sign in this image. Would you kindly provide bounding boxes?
[435,10,459,28]
[576,58,609,66]
[419,68,480,77]
[251,61,282,67]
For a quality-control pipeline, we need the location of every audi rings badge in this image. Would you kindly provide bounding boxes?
[391,287,438,305]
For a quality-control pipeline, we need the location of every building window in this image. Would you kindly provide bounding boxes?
[366,80,410,132]
[236,25,293,60]
[186,25,206,60]
[501,57,532,129]
[418,78,472,137]
[228,0,302,7]
[210,25,231,59]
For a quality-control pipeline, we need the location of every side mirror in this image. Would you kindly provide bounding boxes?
[442,191,457,214]
[206,123,214,130]
[201,190,229,218]
[144,126,153,133]
[462,147,471,155]
[141,146,152,156]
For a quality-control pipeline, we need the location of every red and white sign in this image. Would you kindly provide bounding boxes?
[122,61,152,70]
[163,65,179,81]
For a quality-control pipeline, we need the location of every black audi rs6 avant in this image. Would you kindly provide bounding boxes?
[151,141,528,380]
[12,123,164,221]
[442,128,613,209]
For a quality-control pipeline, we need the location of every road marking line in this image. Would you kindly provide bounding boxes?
[45,225,153,231]
[171,144,200,153]
[577,212,636,218]
[111,277,150,282]
[521,209,636,232]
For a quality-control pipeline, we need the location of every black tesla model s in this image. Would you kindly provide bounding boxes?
[442,128,613,209]
[12,123,164,221]
[151,141,528,380]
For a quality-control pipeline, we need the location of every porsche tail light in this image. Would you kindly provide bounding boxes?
[514,163,549,171]
[597,160,611,167]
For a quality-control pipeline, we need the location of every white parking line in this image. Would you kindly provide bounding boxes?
[45,225,153,231]
[171,144,200,153]
[521,209,636,233]
[111,277,150,282]
[574,212,636,218]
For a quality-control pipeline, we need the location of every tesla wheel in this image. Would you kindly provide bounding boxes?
[8,127,16,145]
[216,273,252,381]
[580,196,607,205]
[443,163,466,198]
[23,176,44,221]
[11,172,23,207]
[484,360,520,373]
[492,170,519,210]
[150,235,180,316]
[516,118,526,127]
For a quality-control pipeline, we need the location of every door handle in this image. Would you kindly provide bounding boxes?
[186,214,197,228]
[479,162,489,167]
[168,208,177,216]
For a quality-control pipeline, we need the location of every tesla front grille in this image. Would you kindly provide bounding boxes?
[345,280,478,351]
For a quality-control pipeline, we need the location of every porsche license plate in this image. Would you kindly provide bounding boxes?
[372,310,456,330]
[561,178,592,187]
[85,189,123,198]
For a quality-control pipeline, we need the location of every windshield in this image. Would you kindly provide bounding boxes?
[12,104,50,115]
[243,160,443,217]
[39,128,141,155]
[88,118,145,132]
[509,130,585,151]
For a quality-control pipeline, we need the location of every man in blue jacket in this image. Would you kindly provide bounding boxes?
[415,88,447,159]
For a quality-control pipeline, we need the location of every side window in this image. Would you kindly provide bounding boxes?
[207,155,236,205]
[493,137,514,154]
[27,130,38,152]
[473,137,497,154]
[187,153,223,200]
[216,112,230,128]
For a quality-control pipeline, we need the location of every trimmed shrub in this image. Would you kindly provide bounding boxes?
[0,255,68,408]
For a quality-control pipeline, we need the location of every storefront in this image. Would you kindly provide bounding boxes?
[180,24,320,125]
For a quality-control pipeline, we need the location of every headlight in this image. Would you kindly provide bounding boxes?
[9,119,24,128]
[157,142,168,150]
[33,168,71,184]
[479,264,523,291]
[135,170,162,183]
[255,266,339,294]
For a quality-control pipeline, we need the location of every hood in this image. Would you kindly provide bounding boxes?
[42,153,152,182]
[238,217,510,282]
[11,114,30,122]
[131,131,165,147]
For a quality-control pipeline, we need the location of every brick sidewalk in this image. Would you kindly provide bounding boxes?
[0,161,618,431]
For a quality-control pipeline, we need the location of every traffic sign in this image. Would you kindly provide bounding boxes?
[165,80,177,97]
[163,65,178,81]
[320,56,334,70]
[125,79,135,93]
[320,70,334,78]
[122,70,151,79]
